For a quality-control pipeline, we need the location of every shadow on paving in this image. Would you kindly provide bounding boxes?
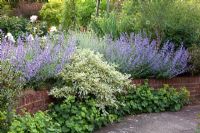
[95,105,200,133]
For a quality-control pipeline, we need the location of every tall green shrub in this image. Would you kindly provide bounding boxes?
[123,0,200,48]
[0,0,12,16]
[62,0,77,30]
[40,1,63,26]
[90,12,134,38]
[0,16,29,38]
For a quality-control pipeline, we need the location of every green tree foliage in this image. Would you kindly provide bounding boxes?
[0,16,29,38]
[39,1,63,26]
[62,0,77,30]
[121,0,200,48]
[0,0,12,16]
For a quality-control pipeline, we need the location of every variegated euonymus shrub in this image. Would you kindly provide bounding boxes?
[50,49,134,108]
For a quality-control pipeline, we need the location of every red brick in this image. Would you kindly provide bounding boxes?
[132,76,200,104]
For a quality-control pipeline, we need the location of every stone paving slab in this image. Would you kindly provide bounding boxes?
[95,105,200,133]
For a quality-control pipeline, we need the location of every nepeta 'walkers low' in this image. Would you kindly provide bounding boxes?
[105,33,189,78]
[1,33,75,83]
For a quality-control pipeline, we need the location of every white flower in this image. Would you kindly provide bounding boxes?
[27,34,34,41]
[5,32,15,43]
[49,26,57,32]
[30,15,38,23]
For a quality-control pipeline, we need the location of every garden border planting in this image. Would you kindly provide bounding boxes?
[132,76,200,104]
[16,76,200,114]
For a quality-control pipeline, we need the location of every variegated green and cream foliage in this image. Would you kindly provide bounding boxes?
[50,49,134,108]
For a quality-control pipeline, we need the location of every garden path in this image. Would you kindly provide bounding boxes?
[95,105,200,133]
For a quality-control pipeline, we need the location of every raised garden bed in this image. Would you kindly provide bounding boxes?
[17,76,200,114]
[132,76,200,104]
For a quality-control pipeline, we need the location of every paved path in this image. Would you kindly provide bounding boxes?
[95,105,200,133]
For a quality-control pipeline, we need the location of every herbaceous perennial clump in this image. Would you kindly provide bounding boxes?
[0,33,75,83]
[75,32,189,78]
[105,33,189,78]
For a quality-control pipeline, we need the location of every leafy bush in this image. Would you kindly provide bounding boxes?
[109,82,189,117]
[0,61,24,132]
[40,0,105,28]
[0,16,29,39]
[61,0,77,30]
[75,32,189,78]
[26,20,48,37]
[90,12,134,38]
[9,111,61,133]
[122,0,200,48]
[77,0,96,28]
[1,33,75,88]
[50,49,132,108]
[49,96,118,133]
[189,44,200,75]
[40,1,63,26]
[0,0,12,16]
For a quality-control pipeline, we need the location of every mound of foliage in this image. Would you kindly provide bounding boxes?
[1,33,75,88]
[9,111,61,133]
[0,16,29,39]
[112,83,189,117]
[49,96,118,133]
[75,32,189,79]
[50,49,132,108]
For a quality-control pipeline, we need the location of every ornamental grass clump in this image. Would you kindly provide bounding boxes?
[50,49,133,108]
[1,33,75,85]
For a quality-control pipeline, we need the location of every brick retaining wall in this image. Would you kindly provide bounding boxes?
[16,76,200,114]
[16,90,53,114]
[132,76,200,104]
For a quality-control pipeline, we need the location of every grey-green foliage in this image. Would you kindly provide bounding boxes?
[50,49,133,108]
[73,32,107,54]
[72,32,133,72]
